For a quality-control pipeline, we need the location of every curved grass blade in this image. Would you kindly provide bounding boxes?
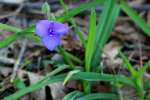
[0,25,34,48]
[0,33,20,48]
[57,0,104,22]
[63,91,83,100]
[63,70,80,85]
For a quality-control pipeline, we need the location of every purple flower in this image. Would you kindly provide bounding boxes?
[35,20,69,51]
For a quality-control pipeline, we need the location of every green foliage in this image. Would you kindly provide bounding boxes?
[63,91,83,100]
[1,0,150,99]
[85,9,96,72]
[0,33,20,48]
[57,0,104,22]
[92,0,120,69]
[120,0,150,36]
[63,70,80,85]
[13,78,26,90]
[119,51,150,99]
[4,71,134,100]
[0,23,21,33]
[4,65,68,100]
[77,93,118,100]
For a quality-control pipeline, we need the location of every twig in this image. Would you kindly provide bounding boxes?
[0,4,24,19]
[11,39,27,82]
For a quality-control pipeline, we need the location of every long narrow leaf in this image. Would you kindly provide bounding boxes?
[63,91,83,100]
[5,72,134,100]
[4,66,68,100]
[120,0,150,36]
[92,0,120,68]
[119,51,136,77]
[77,93,118,100]
[0,33,19,48]
[63,70,80,85]
[57,0,104,22]
[73,72,134,87]
[85,9,96,72]
[0,25,34,48]
[136,61,150,79]
[0,23,21,33]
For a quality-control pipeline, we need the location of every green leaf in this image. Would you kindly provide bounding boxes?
[4,74,66,100]
[120,0,150,36]
[4,66,68,100]
[0,23,21,33]
[56,46,74,68]
[63,91,83,100]
[0,33,20,48]
[119,51,136,77]
[136,61,150,79]
[85,9,96,72]
[13,78,26,90]
[4,72,134,100]
[92,0,120,68]
[146,93,150,100]
[57,0,104,22]
[64,50,82,64]
[59,0,86,48]
[70,19,86,48]
[73,72,134,87]
[77,93,118,100]
[63,70,80,85]
[0,25,34,48]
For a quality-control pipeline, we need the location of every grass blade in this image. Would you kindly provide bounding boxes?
[0,25,34,48]
[120,0,150,36]
[136,61,150,79]
[5,71,134,99]
[92,0,120,68]
[60,0,86,48]
[57,0,104,22]
[0,33,20,48]
[4,66,68,100]
[119,51,136,77]
[85,9,96,72]
[73,72,134,87]
[77,93,118,100]
[63,70,80,85]
[63,91,83,100]
[0,23,21,33]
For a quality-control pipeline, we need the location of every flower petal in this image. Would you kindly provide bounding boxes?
[35,20,50,37]
[52,22,69,35]
[42,35,60,51]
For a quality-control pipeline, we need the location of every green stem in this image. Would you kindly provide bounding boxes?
[0,23,21,33]
[59,0,89,94]
[59,0,86,48]
[56,46,75,69]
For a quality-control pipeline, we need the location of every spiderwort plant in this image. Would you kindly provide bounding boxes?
[35,20,69,51]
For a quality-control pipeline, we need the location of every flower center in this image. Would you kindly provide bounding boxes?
[48,23,55,36]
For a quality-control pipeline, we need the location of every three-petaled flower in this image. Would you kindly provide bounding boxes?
[35,20,69,51]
